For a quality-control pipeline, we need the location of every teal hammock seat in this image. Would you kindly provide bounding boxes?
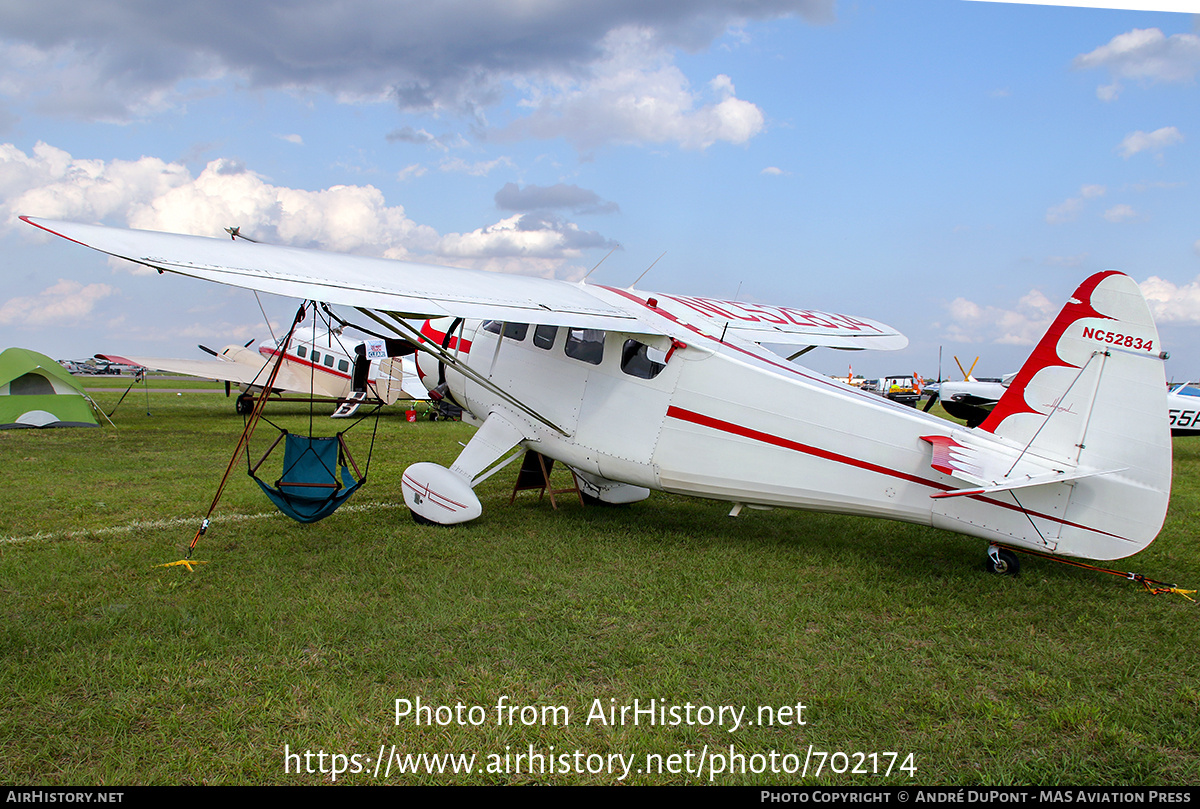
[250,432,364,523]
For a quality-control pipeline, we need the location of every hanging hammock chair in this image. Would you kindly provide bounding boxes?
[239,300,383,524]
[249,431,366,523]
[183,298,394,563]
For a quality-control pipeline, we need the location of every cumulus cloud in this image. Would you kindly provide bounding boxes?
[1139,275,1200,324]
[0,141,191,225]
[1074,27,1200,101]
[0,1,829,148]
[1,141,614,277]
[0,278,115,326]
[498,27,766,150]
[0,142,442,257]
[494,182,618,214]
[437,212,615,271]
[130,159,447,258]
[942,289,1058,346]
[1117,126,1183,158]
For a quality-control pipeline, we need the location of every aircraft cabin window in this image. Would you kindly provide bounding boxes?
[620,339,666,380]
[482,320,502,334]
[297,346,307,358]
[564,328,605,365]
[533,325,557,350]
[311,350,320,364]
[324,354,335,368]
[503,322,529,341]
[338,359,349,373]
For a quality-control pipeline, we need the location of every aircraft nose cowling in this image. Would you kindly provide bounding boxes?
[401,462,482,525]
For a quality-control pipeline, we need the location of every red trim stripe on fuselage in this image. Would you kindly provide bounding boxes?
[664,406,1131,543]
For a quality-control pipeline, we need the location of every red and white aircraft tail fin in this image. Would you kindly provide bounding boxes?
[972,271,1171,559]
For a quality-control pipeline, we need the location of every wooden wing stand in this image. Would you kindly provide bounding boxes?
[509,450,584,509]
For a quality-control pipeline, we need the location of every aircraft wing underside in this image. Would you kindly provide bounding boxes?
[26,218,906,352]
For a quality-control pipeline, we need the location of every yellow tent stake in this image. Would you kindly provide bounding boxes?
[156,559,209,572]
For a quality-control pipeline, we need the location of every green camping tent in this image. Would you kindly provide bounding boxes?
[0,348,99,429]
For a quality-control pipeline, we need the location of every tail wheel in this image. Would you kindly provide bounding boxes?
[986,545,1020,576]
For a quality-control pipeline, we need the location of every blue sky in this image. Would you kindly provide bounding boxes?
[1,0,1198,382]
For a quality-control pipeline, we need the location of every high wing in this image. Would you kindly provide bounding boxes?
[592,288,906,350]
[23,217,905,351]
[26,217,640,331]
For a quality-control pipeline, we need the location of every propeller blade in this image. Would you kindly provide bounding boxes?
[922,391,939,413]
[954,355,968,381]
[198,344,219,357]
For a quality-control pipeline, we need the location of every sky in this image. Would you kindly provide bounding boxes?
[1,0,1199,383]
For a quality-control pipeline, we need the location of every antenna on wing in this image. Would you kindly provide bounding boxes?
[628,252,666,290]
[581,245,619,282]
[225,225,259,243]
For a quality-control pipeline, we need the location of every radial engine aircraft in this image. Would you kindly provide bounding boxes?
[23,216,1173,574]
[98,330,425,417]
[923,358,1016,428]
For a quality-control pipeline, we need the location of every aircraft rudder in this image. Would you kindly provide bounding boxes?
[978,271,1171,559]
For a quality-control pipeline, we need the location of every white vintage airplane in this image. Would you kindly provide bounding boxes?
[1166,382,1200,437]
[23,216,1173,575]
[98,330,426,416]
[923,357,1016,428]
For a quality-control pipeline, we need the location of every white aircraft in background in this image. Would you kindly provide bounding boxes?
[98,330,426,417]
[922,356,1014,428]
[1166,382,1200,436]
[24,216,1173,576]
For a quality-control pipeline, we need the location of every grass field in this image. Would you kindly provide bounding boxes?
[1,383,1197,786]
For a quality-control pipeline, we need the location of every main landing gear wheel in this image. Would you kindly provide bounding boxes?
[409,509,449,527]
[235,393,254,415]
[986,545,1020,576]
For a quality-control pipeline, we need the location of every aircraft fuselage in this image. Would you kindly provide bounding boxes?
[414,309,1137,561]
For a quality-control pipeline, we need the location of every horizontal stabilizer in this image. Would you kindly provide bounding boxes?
[929,466,1125,499]
[920,433,1119,498]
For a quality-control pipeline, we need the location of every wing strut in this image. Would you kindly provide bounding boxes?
[355,308,572,437]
